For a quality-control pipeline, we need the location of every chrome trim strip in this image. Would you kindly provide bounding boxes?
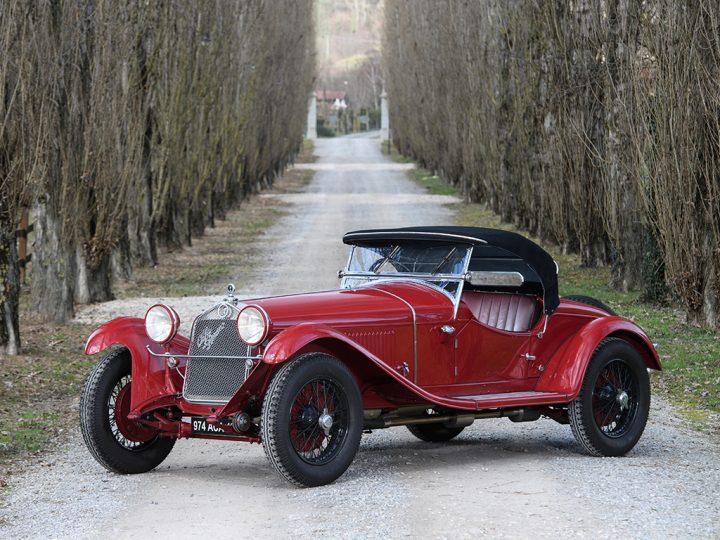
[467,270,525,287]
[350,277,457,305]
[146,346,262,361]
[537,314,549,339]
[376,288,418,384]
[340,270,466,281]
[340,246,356,285]
[183,395,232,405]
[451,246,473,318]
[344,231,488,244]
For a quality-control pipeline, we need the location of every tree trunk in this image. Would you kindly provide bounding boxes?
[129,109,157,266]
[111,230,133,282]
[74,245,113,304]
[606,0,642,291]
[128,170,157,265]
[0,211,20,355]
[30,197,75,322]
[702,266,719,329]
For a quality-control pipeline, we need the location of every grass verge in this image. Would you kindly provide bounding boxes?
[409,164,720,435]
[0,141,315,487]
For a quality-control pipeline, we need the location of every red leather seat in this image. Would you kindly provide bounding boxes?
[461,292,540,332]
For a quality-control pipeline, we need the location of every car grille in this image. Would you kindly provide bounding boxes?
[183,305,252,403]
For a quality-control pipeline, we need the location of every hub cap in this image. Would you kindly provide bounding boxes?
[616,390,630,411]
[318,409,334,435]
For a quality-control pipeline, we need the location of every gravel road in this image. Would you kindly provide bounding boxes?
[2,133,719,539]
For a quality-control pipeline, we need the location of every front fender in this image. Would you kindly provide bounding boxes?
[257,322,480,412]
[262,322,374,365]
[536,316,661,399]
[85,316,187,355]
[84,317,190,414]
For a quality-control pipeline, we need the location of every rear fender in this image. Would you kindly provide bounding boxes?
[84,317,190,414]
[536,316,661,399]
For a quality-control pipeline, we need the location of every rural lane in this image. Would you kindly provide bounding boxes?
[2,133,719,539]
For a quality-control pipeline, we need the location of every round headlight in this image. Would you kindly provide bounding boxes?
[236,306,268,346]
[145,304,179,344]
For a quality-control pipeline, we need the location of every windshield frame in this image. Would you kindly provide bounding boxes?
[340,244,472,317]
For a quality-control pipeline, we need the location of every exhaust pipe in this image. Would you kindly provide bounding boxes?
[363,408,528,429]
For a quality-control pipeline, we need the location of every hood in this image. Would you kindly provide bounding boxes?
[250,281,453,331]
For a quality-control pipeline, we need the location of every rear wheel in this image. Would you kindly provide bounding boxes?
[261,353,363,487]
[80,348,175,473]
[563,295,617,316]
[407,424,465,442]
[569,338,650,456]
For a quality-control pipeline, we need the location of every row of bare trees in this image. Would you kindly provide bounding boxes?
[0,0,315,354]
[384,0,720,327]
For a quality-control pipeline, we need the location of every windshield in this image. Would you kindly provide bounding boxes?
[341,243,471,307]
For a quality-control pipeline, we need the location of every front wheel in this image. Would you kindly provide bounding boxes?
[569,338,650,457]
[80,348,175,474]
[261,353,363,487]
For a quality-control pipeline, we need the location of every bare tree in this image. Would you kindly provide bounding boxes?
[384,0,720,327]
[0,0,315,353]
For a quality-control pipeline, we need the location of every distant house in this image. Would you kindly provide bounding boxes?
[316,90,350,119]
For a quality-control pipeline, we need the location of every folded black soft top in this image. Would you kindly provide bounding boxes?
[343,226,559,314]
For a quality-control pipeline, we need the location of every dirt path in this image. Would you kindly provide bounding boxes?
[2,133,719,539]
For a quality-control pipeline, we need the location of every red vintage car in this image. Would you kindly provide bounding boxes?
[80,226,660,487]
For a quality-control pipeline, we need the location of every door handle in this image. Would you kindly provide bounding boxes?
[522,352,536,361]
[440,325,455,334]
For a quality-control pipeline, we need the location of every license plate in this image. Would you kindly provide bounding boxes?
[191,417,230,435]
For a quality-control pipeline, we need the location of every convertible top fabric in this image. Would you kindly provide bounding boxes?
[343,226,559,314]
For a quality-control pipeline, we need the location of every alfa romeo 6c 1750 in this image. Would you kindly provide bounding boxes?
[80,226,660,487]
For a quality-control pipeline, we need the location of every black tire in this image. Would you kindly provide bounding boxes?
[407,424,465,442]
[80,348,175,474]
[261,353,363,487]
[569,338,650,457]
[563,295,617,316]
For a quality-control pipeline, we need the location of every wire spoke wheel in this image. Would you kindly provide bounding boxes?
[289,378,350,465]
[262,353,363,487]
[107,374,158,450]
[569,338,650,457]
[80,348,176,474]
[591,359,638,438]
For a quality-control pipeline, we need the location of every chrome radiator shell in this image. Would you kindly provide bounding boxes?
[182,302,255,404]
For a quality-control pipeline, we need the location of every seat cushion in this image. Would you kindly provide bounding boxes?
[461,292,540,332]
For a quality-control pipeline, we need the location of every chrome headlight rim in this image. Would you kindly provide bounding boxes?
[144,304,180,344]
[236,305,269,346]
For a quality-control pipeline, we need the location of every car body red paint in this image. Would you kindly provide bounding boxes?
[82,226,661,484]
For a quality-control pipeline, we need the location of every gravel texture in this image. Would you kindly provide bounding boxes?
[2,133,719,539]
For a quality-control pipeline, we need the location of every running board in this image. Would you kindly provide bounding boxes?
[445,391,569,410]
